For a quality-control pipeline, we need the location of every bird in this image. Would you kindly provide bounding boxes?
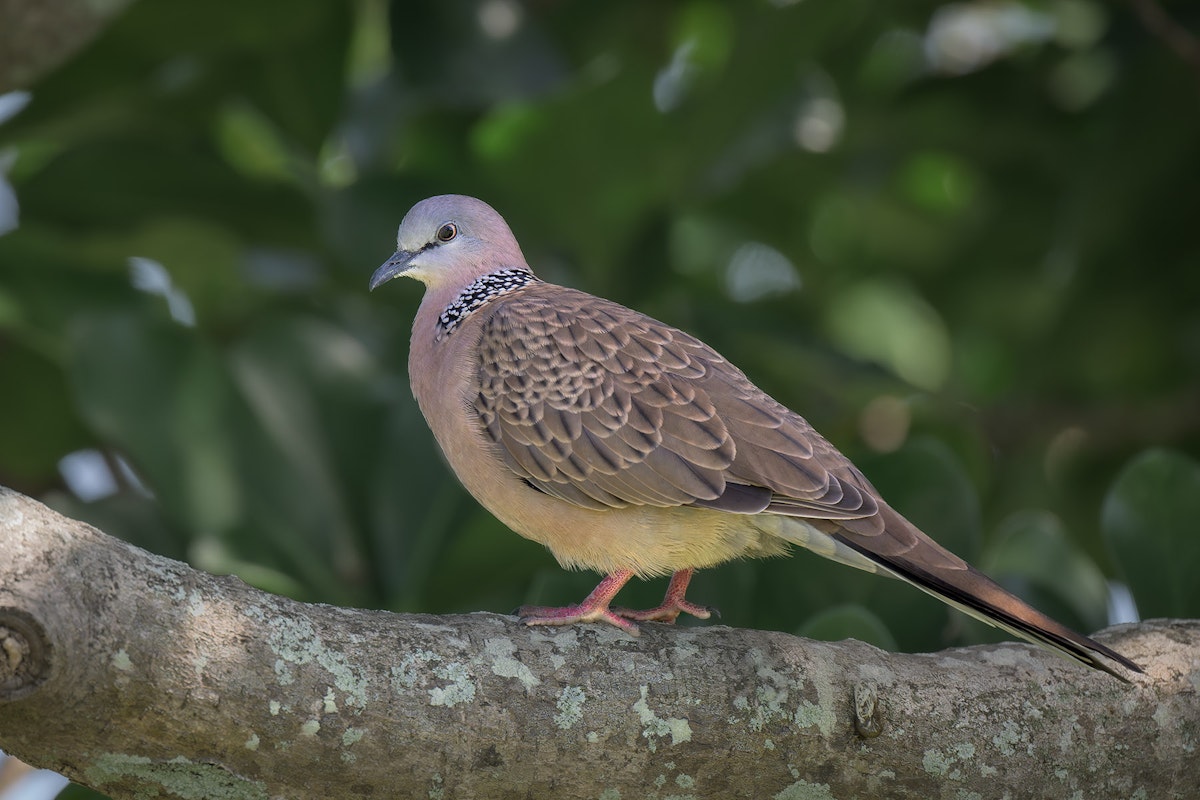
[369,194,1140,681]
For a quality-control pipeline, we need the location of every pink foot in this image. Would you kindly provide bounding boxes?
[612,569,714,623]
[516,602,641,634]
[515,569,716,633]
[516,570,642,634]
[614,597,713,623]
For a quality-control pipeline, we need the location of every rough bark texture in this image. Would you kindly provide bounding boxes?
[0,486,1197,799]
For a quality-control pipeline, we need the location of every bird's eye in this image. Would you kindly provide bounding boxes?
[436,223,458,242]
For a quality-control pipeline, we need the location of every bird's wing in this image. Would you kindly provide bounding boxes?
[473,283,874,518]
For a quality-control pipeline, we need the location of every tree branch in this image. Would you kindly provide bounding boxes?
[0,486,1195,799]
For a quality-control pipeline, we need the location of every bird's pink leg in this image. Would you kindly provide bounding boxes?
[517,570,641,634]
[613,569,713,623]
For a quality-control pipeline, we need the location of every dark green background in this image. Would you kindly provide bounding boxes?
[2,1,1198,749]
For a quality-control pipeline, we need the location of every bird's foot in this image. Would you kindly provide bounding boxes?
[514,570,641,634]
[612,598,714,624]
[611,568,714,624]
[512,569,715,632]
[516,603,641,635]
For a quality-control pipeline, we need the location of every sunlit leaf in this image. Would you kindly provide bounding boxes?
[824,280,952,391]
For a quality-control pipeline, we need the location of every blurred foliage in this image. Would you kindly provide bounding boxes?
[2,0,1199,685]
[1102,448,1200,619]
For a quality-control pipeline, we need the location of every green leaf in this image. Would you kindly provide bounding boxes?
[797,603,897,651]
[824,279,952,391]
[1102,448,1200,618]
[0,341,89,481]
[68,312,240,542]
[225,317,375,603]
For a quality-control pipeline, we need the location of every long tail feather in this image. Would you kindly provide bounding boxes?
[766,509,1141,680]
[828,519,1142,681]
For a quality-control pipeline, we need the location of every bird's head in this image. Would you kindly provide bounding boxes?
[369,195,530,293]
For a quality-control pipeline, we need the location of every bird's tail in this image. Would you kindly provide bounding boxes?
[761,508,1142,681]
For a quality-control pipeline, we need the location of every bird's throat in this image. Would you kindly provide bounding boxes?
[436,268,541,339]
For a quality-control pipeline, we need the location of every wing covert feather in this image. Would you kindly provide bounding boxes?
[473,283,876,518]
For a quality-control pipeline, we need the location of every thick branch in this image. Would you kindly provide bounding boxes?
[0,486,1196,799]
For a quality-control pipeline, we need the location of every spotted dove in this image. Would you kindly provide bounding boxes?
[369,194,1139,680]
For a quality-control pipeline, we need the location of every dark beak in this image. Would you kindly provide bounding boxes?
[369,250,416,291]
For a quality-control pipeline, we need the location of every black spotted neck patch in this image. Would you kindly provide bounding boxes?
[437,268,541,338]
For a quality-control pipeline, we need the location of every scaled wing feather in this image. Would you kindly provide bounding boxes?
[473,284,866,517]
